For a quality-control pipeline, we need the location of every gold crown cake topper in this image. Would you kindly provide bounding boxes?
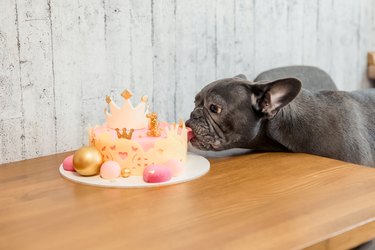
[105,89,149,130]
[115,128,134,139]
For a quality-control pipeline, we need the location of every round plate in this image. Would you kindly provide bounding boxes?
[59,153,210,188]
[188,144,252,158]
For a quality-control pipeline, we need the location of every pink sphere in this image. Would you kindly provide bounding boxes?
[100,161,121,179]
[163,159,184,177]
[62,155,75,172]
[143,165,172,183]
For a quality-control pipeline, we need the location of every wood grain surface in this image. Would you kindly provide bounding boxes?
[1,152,375,250]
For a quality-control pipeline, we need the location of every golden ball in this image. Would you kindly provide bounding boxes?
[121,168,131,178]
[73,146,103,176]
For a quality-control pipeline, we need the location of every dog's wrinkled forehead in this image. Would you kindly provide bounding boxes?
[196,78,250,105]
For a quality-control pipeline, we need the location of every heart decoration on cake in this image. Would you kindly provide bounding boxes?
[118,152,128,160]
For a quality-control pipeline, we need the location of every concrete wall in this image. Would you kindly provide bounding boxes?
[1,0,375,163]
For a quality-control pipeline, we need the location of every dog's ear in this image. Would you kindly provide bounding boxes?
[234,74,247,80]
[251,78,301,119]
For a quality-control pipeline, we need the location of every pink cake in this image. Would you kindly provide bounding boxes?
[80,89,189,180]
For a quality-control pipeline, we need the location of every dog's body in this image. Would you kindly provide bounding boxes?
[255,65,338,92]
[267,88,375,166]
[186,66,375,167]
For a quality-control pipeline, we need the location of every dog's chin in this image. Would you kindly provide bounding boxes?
[190,136,226,151]
[190,137,213,151]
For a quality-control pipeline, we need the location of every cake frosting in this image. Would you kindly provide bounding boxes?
[78,89,189,181]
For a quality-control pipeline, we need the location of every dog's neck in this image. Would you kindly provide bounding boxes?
[246,120,289,152]
[244,91,317,152]
[265,89,321,153]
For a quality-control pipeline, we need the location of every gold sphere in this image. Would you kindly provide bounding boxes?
[73,146,103,176]
[121,168,131,178]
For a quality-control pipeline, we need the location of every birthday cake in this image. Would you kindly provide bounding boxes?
[62,89,189,183]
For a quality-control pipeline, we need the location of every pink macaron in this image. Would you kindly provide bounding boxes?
[100,161,121,179]
[143,165,172,183]
[62,155,75,172]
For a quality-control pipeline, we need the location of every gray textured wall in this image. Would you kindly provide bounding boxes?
[1,0,375,164]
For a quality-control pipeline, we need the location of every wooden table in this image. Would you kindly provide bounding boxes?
[1,152,375,250]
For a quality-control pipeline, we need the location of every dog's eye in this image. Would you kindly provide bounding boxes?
[209,104,222,114]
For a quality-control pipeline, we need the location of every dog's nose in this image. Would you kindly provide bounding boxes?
[190,112,199,120]
[190,108,203,120]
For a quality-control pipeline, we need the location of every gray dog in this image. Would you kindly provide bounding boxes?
[186,66,375,167]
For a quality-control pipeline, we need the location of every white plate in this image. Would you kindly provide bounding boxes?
[59,153,210,188]
[188,143,252,158]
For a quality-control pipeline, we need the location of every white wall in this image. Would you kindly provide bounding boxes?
[1,0,375,164]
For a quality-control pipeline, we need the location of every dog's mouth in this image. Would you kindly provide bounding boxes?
[187,128,211,150]
[187,128,195,141]
[186,121,225,151]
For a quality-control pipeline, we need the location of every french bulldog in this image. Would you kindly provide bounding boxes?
[186,67,375,167]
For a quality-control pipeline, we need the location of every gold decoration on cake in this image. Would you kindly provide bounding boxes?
[121,89,133,100]
[105,95,112,104]
[178,119,184,128]
[115,128,134,139]
[121,168,131,178]
[147,112,161,137]
[73,146,103,176]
